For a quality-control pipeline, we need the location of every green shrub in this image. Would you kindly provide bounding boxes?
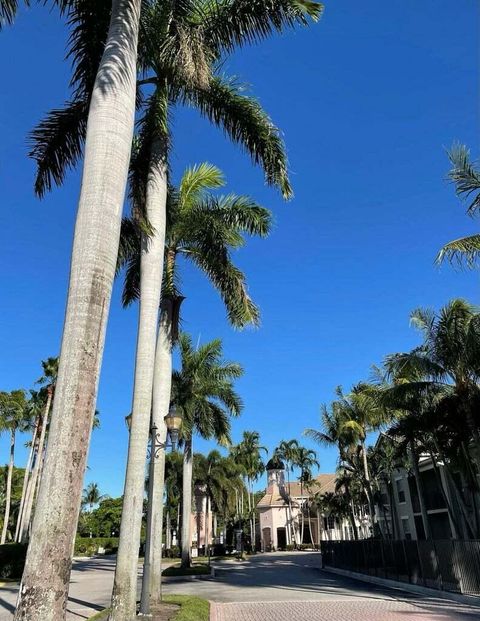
[0,543,27,580]
[74,537,119,556]
[164,545,180,558]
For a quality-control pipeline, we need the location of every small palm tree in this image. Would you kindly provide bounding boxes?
[82,483,107,538]
[274,439,301,545]
[230,432,266,552]
[384,299,480,467]
[437,144,480,267]
[82,482,107,512]
[0,390,28,544]
[294,447,319,544]
[17,358,59,544]
[172,333,243,568]
[309,385,387,537]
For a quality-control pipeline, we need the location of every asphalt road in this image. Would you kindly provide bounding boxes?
[0,552,479,620]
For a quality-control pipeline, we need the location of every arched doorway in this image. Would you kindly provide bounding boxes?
[277,527,287,550]
[262,527,272,551]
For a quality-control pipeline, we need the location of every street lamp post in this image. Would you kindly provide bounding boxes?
[126,405,182,616]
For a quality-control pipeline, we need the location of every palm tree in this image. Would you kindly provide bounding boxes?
[334,469,363,541]
[82,482,107,512]
[294,447,319,544]
[0,390,28,544]
[171,334,243,568]
[118,161,269,601]
[230,431,267,552]
[29,2,320,616]
[307,385,387,536]
[14,1,143,614]
[384,300,480,470]
[194,450,233,560]
[275,439,300,545]
[82,483,107,538]
[17,358,59,544]
[437,144,480,267]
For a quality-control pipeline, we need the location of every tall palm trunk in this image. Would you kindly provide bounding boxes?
[285,466,296,545]
[166,510,171,549]
[250,484,256,552]
[181,437,193,568]
[300,482,305,544]
[112,137,167,620]
[19,389,52,544]
[429,450,463,538]
[316,509,321,547]
[205,496,211,561]
[348,500,359,541]
[361,441,380,537]
[306,502,314,547]
[140,297,173,613]
[14,3,141,619]
[387,483,399,540]
[15,416,39,542]
[408,440,432,540]
[1,429,16,544]
[246,479,253,550]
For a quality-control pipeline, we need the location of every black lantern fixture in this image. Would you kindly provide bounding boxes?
[164,404,182,451]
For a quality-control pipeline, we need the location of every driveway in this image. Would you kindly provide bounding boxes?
[0,552,479,620]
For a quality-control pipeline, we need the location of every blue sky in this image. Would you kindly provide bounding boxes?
[0,1,478,497]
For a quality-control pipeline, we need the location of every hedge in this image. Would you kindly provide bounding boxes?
[0,543,27,580]
[74,537,119,556]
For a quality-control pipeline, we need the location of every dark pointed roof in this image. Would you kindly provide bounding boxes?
[266,456,285,470]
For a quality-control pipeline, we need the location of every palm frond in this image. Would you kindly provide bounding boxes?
[383,351,447,382]
[188,246,260,327]
[181,75,292,198]
[199,0,323,55]
[303,428,333,446]
[447,143,480,216]
[0,0,20,28]
[179,162,225,209]
[200,194,272,237]
[28,100,88,197]
[436,234,480,269]
[410,307,436,337]
[66,0,111,99]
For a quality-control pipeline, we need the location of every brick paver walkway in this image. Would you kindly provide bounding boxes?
[211,598,480,620]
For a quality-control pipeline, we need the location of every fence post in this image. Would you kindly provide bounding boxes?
[402,539,411,584]
[432,539,443,591]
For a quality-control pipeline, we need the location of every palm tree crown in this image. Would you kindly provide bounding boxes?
[172,333,243,444]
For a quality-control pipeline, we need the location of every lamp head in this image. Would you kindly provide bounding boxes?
[164,404,182,451]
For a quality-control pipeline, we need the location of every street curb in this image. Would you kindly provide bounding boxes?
[209,601,218,621]
[322,566,480,607]
[0,580,19,588]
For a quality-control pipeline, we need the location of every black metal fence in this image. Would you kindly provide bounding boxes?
[321,539,480,596]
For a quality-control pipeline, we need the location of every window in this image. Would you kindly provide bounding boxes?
[396,479,406,503]
[324,515,335,530]
[401,517,412,540]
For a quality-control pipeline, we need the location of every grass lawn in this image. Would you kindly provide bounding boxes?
[162,563,211,576]
[87,596,209,620]
[164,595,209,621]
